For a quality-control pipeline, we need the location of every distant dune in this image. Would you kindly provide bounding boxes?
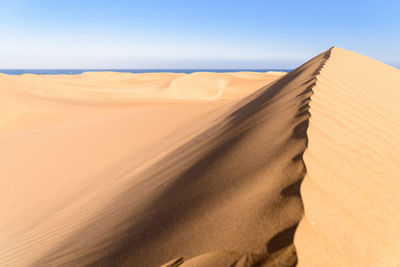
[0,48,399,267]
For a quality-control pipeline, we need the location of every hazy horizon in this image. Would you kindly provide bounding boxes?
[0,0,399,69]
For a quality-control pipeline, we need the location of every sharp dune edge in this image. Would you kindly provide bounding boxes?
[0,47,399,267]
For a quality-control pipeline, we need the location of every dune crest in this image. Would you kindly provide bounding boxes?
[1,47,399,267]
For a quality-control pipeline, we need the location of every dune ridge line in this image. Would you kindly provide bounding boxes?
[159,48,334,267]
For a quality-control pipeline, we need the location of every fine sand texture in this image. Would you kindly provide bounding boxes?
[295,47,400,266]
[1,47,399,267]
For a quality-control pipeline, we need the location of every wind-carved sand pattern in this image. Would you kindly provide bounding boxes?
[295,47,400,266]
[1,47,399,267]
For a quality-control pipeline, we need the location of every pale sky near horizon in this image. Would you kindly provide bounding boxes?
[0,0,399,69]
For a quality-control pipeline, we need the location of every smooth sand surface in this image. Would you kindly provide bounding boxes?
[1,47,399,267]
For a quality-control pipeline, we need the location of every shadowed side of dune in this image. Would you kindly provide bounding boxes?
[32,49,332,267]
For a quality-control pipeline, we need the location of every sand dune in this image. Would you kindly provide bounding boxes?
[0,71,287,266]
[1,48,399,267]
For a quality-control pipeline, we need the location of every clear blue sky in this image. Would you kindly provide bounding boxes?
[0,0,399,68]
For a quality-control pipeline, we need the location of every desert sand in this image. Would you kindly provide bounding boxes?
[0,47,399,267]
[295,48,400,266]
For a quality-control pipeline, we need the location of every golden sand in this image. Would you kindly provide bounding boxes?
[1,48,399,266]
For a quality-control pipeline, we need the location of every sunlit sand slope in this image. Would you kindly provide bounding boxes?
[295,47,400,266]
[0,71,283,267]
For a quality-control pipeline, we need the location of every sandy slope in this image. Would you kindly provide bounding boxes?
[0,71,288,266]
[295,47,400,266]
[1,47,399,267]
